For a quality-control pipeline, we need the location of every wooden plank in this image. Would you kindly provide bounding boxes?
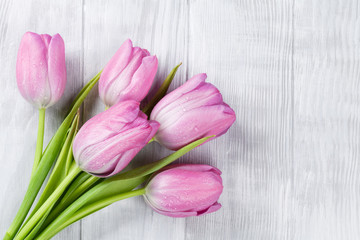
[0,0,83,239]
[293,1,360,239]
[185,0,294,239]
[2,0,360,239]
[82,0,294,239]
[81,0,189,239]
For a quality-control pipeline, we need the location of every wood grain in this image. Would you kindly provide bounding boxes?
[81,1,190,239]
[0,0,83,239]
[1,0,360,239]
[293,1,360,239]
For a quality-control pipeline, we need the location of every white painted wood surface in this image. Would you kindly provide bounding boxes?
[1,0,360,239]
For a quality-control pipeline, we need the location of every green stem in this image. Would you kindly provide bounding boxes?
[64,144,75,176]
[36,189,145,240]
[39,172,94,230]
[23,114,79,228]
[66,71,102,115]
[31,108,46,176]
[65,176,100,203]
[23,207,51,240]
[14,167,82,240]
[36,183,108,240]
[45,175,100,225]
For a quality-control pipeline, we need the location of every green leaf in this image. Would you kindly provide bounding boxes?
[142,63,182,115]
[24,206,52,240]
[40,174,100,230]
[109,135,213,181]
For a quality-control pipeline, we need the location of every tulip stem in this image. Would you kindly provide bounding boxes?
[14,167,82,240]
[36,188,146,239]
[37,173,96,231]
[42,174,101,227]
[31,108,46,176]
[21,114,80,229]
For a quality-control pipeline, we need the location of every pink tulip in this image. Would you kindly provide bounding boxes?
[16,32,66,108]
[73,100,159,177]
[99,39,158,107]
[144,164,223,217]
[150,73,236,150]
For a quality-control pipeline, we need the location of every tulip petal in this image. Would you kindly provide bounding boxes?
[120,55,158,102]
[47,34,66,107]
[99,39,133,104]
[102,47,149,106]
[79,124,153,176]
[40,34,52,51]
[150,202,222,218]
[73,101,140,162]
[161,164,222,175]
[153,83,223,131]
[155,104,236,150]
[197,202,222,216]
[16,32,50,108]
[150,73,207,120]
[99,39,156,106]
[101,148,140,177]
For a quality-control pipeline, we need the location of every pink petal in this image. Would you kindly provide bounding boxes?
[73,101,140,161]
[150,73,207,120]
[47,33,66,107]
[99,39,133,103]
[197,202,222,216]
[120,55,158,102]
[16,32,50,107]
[161,164,222,175]
[102,47,148,106]
[155,104,236,150]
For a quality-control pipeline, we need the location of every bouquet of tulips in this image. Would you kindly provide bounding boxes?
[3,32,236,240]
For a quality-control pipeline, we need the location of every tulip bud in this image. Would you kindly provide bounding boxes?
[144,164,223,217]
[150,73,236,150]
[73,100,159,177]
[16,32,66,108]
[99,39,158,107]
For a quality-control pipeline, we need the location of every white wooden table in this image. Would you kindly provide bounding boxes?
[1,0,360,239]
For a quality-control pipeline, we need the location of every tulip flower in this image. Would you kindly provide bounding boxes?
[16,32,67,176]
[16,32,66,109]
[99,39,158,107]
[73,100,159,177]
[144,164,223,217]
[150,73,236,150]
